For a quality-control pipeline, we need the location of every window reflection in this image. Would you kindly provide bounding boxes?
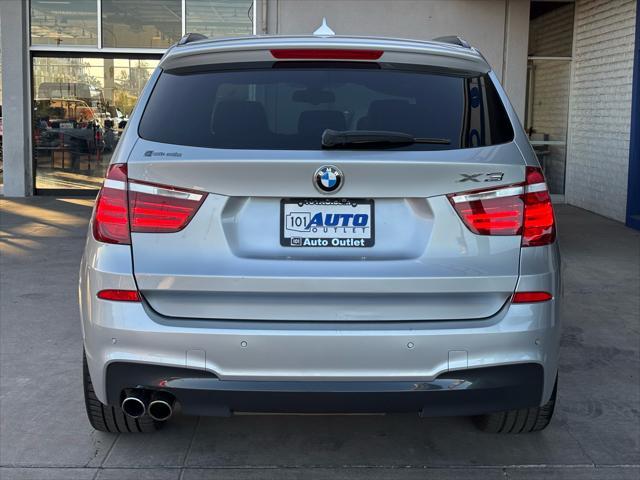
[31,0,98,47]
[33,56,159,190]
[526,60,571,195]
[186,0,254,38]
[525,2,575,195]
[102,0,182,48]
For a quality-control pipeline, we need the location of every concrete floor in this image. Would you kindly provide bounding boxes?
[0,198,638,480]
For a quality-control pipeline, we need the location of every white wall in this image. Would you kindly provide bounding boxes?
[565,0,636,221]
[265,0,531,120]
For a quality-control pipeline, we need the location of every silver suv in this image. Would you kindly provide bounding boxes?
[80,33,560,434]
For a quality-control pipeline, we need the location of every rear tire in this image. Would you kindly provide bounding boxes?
[473,377,557,433]
[83,351,161,433]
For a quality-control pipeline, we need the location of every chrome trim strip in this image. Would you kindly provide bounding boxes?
[525,183,548,194]
[451,186,525,203]
[103,179,126,190]
[129,182,202,201]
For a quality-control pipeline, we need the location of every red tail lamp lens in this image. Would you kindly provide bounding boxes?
[270,49,383,60]
[522,167,555,247]
[128,182,206,233]
[93,164,131,245]
[92,164,207,243]
[512,292,553,303]
[97,289,141,302]
[448,167,556,247]
[448,194,524,236]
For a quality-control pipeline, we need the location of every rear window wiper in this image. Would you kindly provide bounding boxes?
[321,129,451,149]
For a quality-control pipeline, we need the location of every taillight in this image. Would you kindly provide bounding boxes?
[521,167,556,247]
[128,181,206,233]
[97,289,141,302]
[448,166,556,247]
[93,163,130,244]
[512,291,553,303]
[270,49,383,60]
[447,186,524,236]
[92,164,207,244]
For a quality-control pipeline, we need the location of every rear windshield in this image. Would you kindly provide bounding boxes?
[139,63,514,151]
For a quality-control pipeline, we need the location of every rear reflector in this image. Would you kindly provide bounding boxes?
[91,165,207,243]
[270,49,383,60]
[97,289,141,302]
[448,166,556,247]
[512,292,553,303]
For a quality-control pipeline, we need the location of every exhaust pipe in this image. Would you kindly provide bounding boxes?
[148,392,175,421]
[121,390,147,418]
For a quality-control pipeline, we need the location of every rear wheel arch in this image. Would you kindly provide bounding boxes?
[83,350,161,433]
[472,375,557,433]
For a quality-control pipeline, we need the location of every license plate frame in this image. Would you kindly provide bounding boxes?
[280,198,375,248]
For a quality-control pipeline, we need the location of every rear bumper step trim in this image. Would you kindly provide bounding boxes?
[106,363,544,417]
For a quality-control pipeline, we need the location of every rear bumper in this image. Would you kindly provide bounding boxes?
[106,363,544,417]
[80,240,561,413]
[82,291,560,414]
[82,293,560,407]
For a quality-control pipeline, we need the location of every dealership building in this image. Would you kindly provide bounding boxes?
[0,0,638,229]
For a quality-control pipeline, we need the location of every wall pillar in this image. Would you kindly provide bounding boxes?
[626,0,640,230]
[0,0,32,196]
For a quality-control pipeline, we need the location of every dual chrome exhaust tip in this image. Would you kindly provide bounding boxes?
[121,395,146,418]
[148,396,173,421]
[121,390,174,421]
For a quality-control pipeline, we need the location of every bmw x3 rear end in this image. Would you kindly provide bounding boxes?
[80,33,560,434]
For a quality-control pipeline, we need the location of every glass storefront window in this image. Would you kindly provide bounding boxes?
[27,1,255,191]
[526,1,575,195]
[32,56,159,190]
[525,59,571,195]
[31,0,99,47]
[101,0,182,48]
[186,0,254,38]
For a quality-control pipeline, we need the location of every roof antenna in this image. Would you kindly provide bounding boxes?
[313,17,335,36]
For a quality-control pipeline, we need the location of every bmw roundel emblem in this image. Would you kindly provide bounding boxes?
[314,165,343,193]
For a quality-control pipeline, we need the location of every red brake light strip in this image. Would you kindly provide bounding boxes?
[270,49,383,60]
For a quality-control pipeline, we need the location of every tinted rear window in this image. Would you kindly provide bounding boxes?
[139,63,514,150]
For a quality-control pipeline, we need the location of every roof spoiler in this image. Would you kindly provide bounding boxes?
[432,35,471,49]
[178,33,208,46]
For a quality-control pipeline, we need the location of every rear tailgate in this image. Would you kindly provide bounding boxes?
[127,55,526,322]
[128,140,524,321]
